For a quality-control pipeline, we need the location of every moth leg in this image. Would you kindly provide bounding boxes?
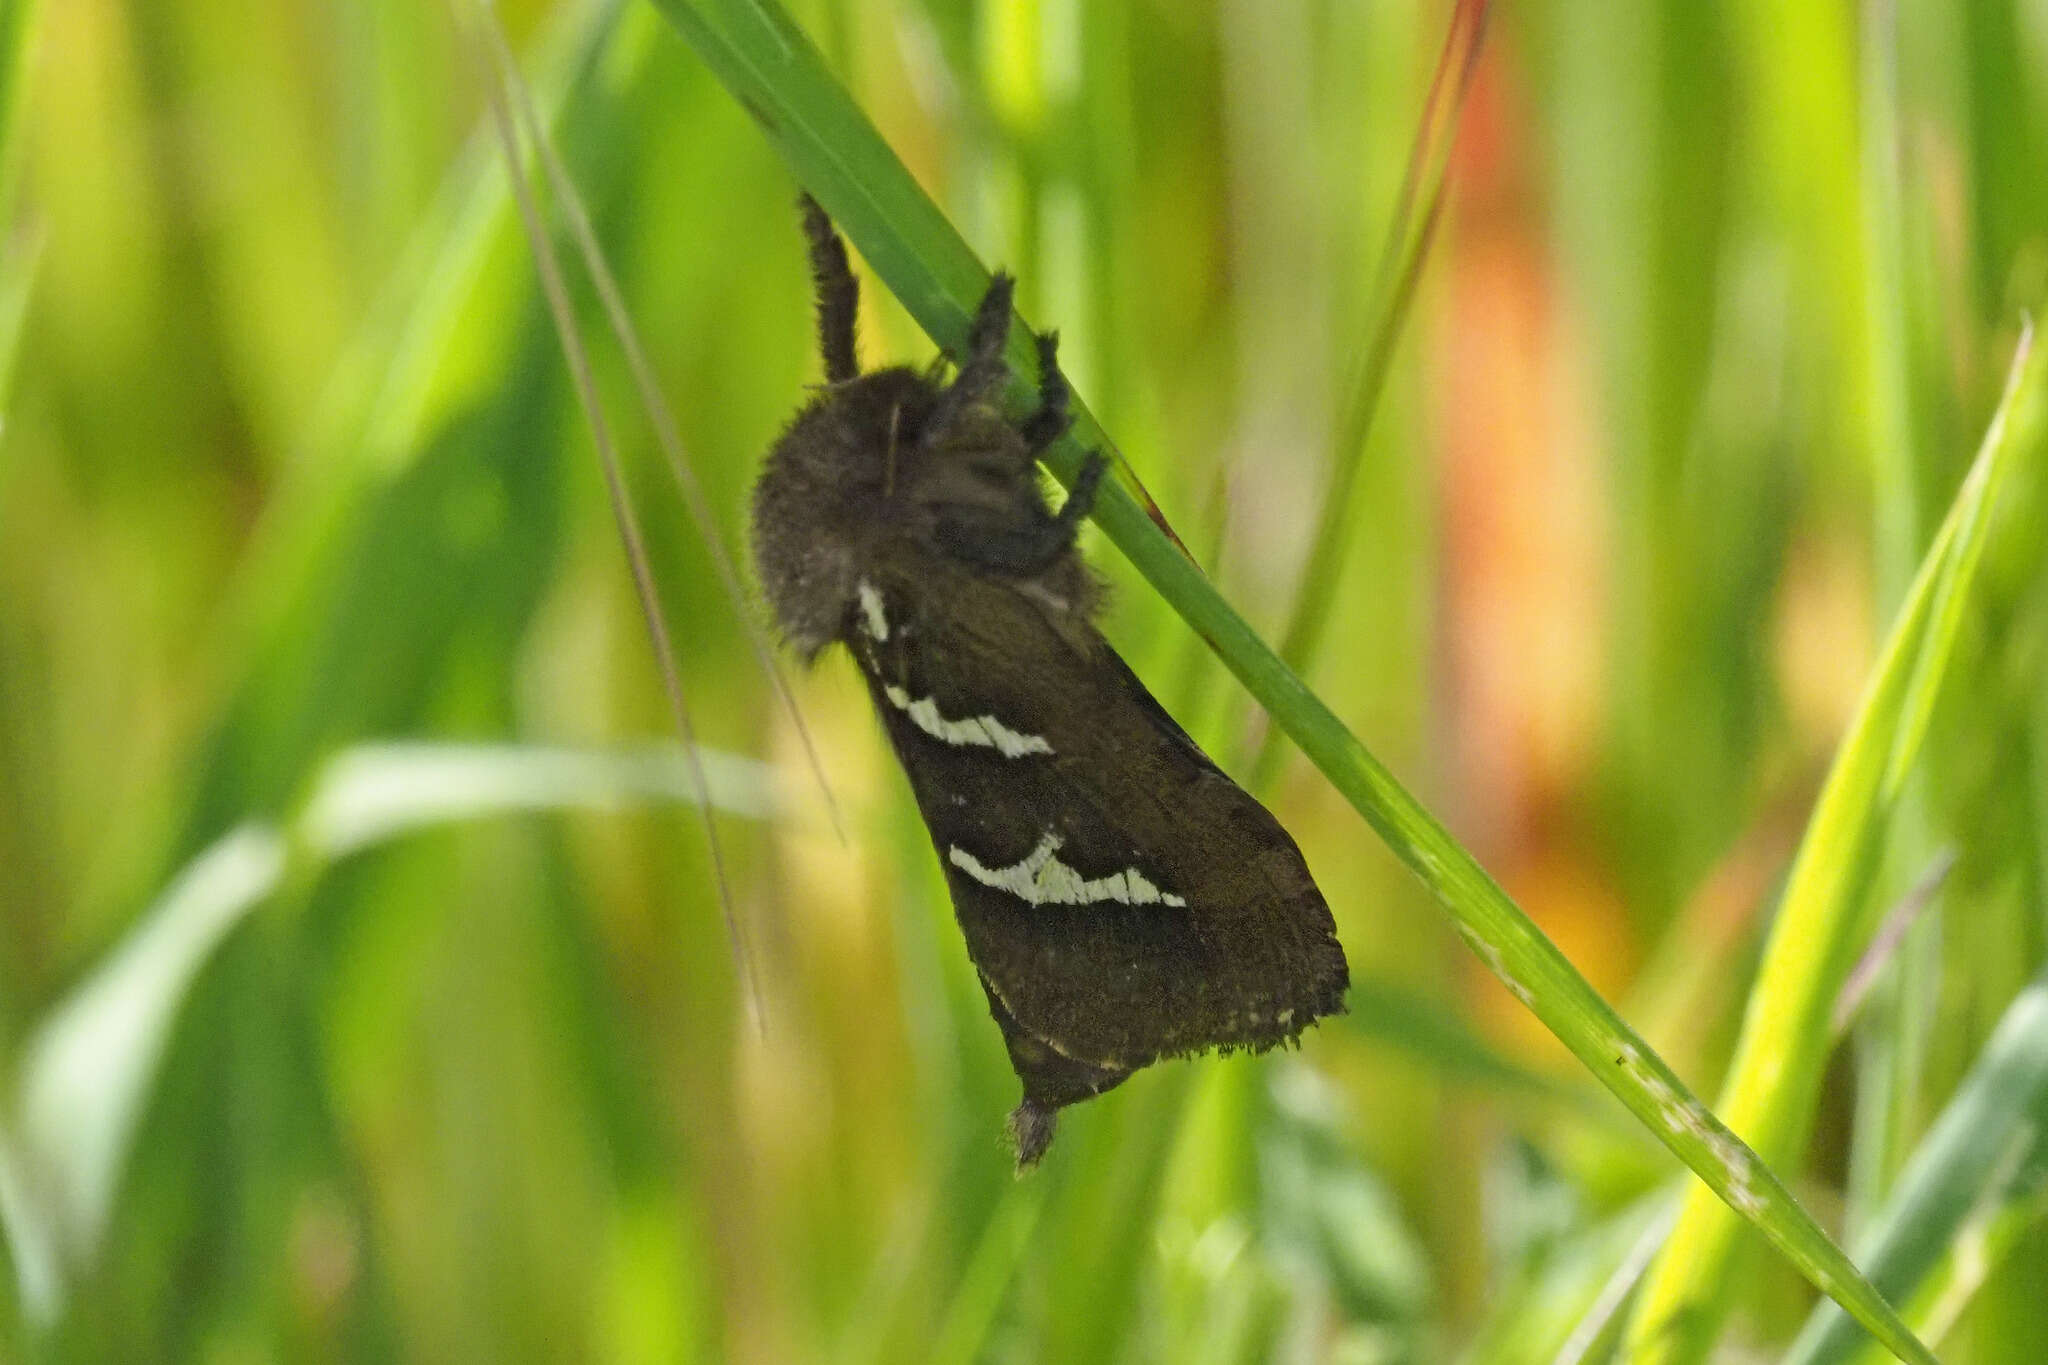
[1049,449,1108,535]
[924,274,1017,445]
[798,193,860,384]
[935,452,1107,576]
[1018,331,1073,455]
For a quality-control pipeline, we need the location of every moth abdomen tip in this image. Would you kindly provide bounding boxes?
[1008,1100,1059,1171]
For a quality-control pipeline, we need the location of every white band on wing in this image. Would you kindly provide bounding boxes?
[882,684,1053,758]
[949,833,1186,907]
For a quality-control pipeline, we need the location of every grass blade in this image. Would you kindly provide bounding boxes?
[1455,1192,1675,1365]
[1626,324,2046,1363]
[1248,0,1487,786]
[0,740,784,1324]
[0,0,41,510]
[927,1184,1047,1365]
[296,740,791,855]
[1784,974,2048,1365]
[461,0,762,1030]
[651,3,1948,1358]
[2,826,286,1326]
[474,4,843,842]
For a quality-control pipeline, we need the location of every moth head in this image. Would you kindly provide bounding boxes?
[751,366,941,658]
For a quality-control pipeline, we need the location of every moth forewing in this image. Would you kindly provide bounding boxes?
[751,197,1348,1166]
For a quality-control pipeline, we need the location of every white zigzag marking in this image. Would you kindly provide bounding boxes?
[882,684,1052,758]
[948,833,1187,907]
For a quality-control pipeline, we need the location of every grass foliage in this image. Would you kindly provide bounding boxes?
[2,0,2046,1361]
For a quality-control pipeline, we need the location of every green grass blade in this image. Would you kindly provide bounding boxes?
[68,0,631,941]
[0,0,39,209]
[1248,0,1484,788]
[0,218,39,507]
[1343,974,1575,1104]
[926,1184,1047,1365]
[296,740,791,856]
[1455,1192,1676,1365]
[2,825,286,1326]
[0,740,783,1325]
[650,4,1945,1358]
[1846,0,1934,1238]
[0,0,41,510]
[1873,1184,2048,1364]
[1627,326,2046,1364]
[1784,974,2048,1365]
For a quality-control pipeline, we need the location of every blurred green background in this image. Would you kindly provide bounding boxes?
[3,0,2046,1360]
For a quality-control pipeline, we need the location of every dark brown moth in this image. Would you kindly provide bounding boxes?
[751,198,1349,1165]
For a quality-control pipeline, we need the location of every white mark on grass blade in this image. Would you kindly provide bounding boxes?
[950,833,1188,907]
[881,684,1052,758]
[1617,1043,1765,1216]
[856,579,889,642]
[1456,922,1534,1006]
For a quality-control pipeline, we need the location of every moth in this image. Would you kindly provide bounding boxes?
[751,198,1349,1165]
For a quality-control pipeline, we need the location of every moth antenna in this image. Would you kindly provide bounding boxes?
[799,194,861,384]
[468,0,766,1029]
[477,8,845,847]
[884,402,902,499]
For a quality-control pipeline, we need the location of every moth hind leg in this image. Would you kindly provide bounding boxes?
[935,451,1108,576]
[798,193,860,384]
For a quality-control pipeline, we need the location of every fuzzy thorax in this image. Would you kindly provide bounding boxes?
[751,365,1091,659]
